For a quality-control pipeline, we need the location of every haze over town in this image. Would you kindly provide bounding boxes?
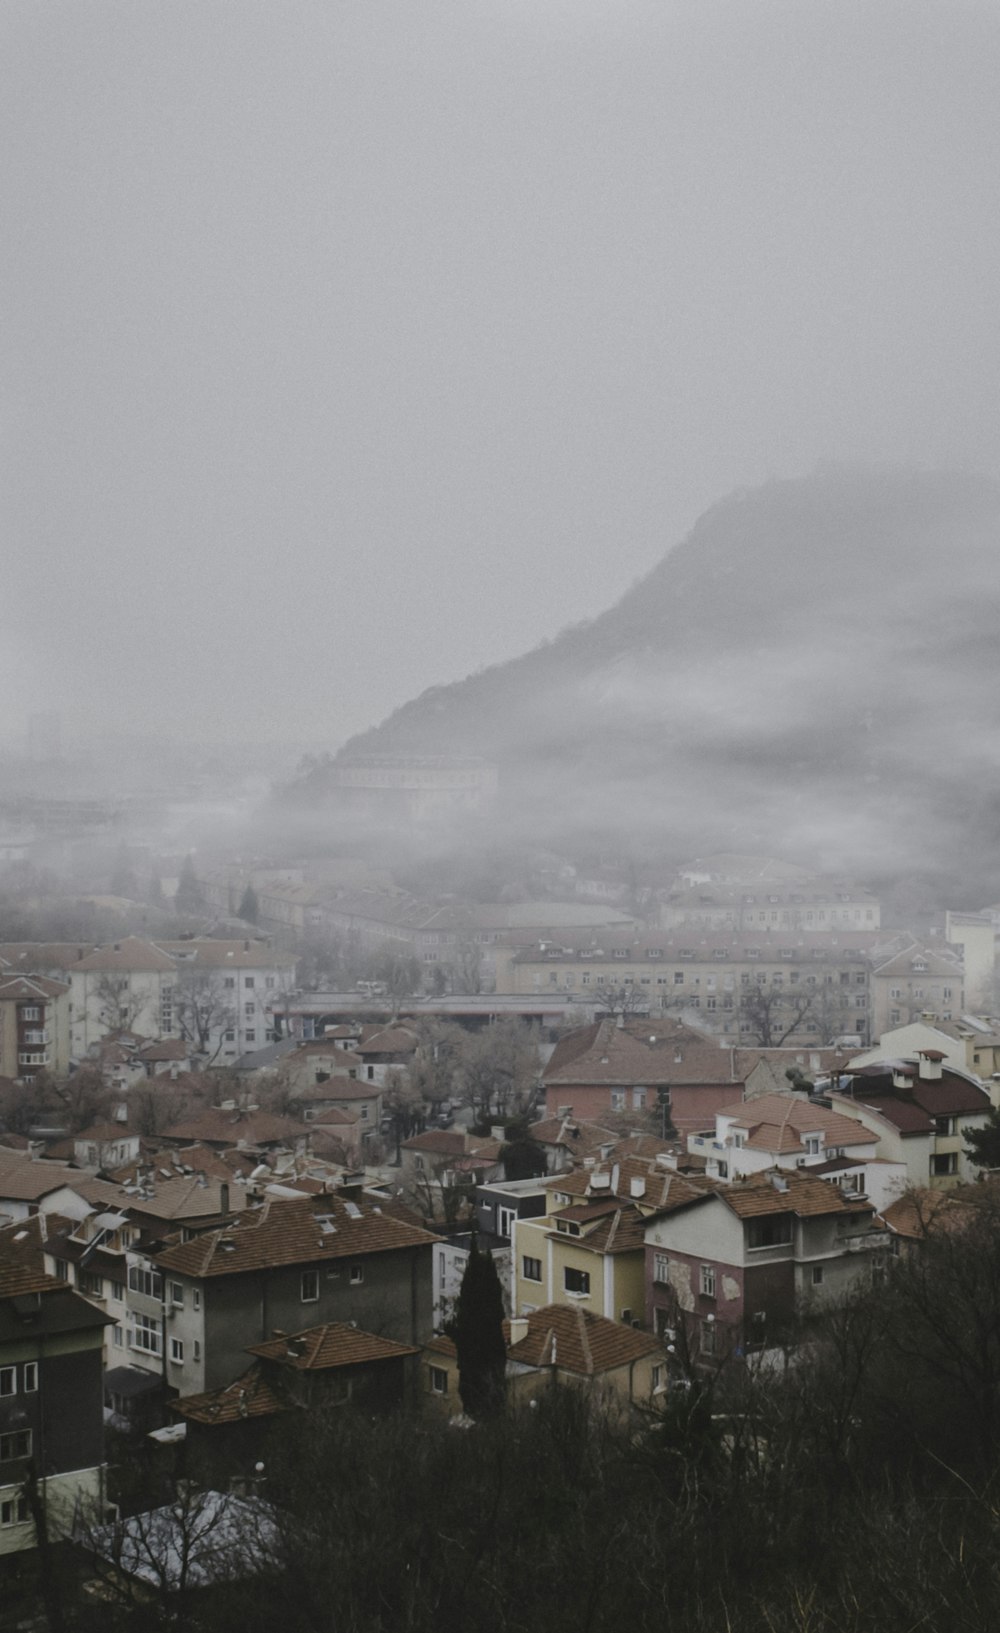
[2,3,1000,1629]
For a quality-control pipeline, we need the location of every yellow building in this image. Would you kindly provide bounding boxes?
[422,1304,666,1417]
[512,1198,648,1326]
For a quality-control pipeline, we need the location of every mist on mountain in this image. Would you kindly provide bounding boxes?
[282,466,1000,898]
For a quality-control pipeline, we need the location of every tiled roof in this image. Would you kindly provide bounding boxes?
[354,1026,419,1057]
[172,1365,284,1425]
[0,1215,66,1297]
[719,1170,875,1220]
[528,1117,619,1157]
[156,939,297,972]
[547,1156,715,1213]
[0,1149,84,1202]
[247,1322,417,1369]
[880,1189,974,1240]
[718,1094,873,1153]
[0,974,68,1000]
[161,1109,306,1147]
[506,1305,662,1374]
[155,1194,439,1279]
[74,937,177,974]
[402,1131,501,1159]
[544,1018,742,1089]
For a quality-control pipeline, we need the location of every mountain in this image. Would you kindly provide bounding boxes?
[295,467,1000,889]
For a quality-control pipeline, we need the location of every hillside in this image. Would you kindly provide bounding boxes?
[291,467,1000,886]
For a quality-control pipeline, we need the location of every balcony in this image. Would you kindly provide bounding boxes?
[18,1051,50,1068]
[22,1029,49,1046]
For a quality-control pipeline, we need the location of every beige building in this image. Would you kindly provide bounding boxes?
[498,930,874,1046]
[0,973,71,1078]
[869,942,964,1040]
[661,878,881,934]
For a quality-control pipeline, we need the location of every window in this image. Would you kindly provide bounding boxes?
[266,975,276,989]
[700,1320,718,1356]
[225,1030,235,1042]
[611,1089,626,1111]
[811,1265,824,1286]
[170,1281,184,1307]
[699,1264,716,1299]
[112,1325,123,1347]
[301,1269,319,1302]
[523,1256,542,1283]
[0,1431,31,1463]
[128,1264,162,1300]
[429,1366,448,1395]
[651,1364,664,1392]
[931,1152,958,1177]
[633,1087,647,1109]
[349,1265,364,1285]
[79,1270,103,1298]
[0,1496,28,1526]
[0,1367,14,1396]
[245,1030,256,1044]
[746,1217,793,1250]
[674,972,684,984]
[131,1313,161,1355]
[244,976,255,989]
[23,1363,36,1393]
[934,1116,956,1136]
[21,1006,40,1022]
[244,1003,255,1017]
[653,1252,669,1284]
[194,1341,201,1361]
[111,1280,125,1302]
[497,1206,517,1239]
[170,1338,184,1363]
[564,1267,591,1297]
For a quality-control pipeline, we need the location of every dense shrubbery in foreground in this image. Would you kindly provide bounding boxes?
[15,1193,1000,1631]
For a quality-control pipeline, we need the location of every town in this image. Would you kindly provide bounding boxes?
[2,797,1000,1626]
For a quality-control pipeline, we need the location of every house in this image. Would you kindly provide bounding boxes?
[829,1052,992,1188]
[155,938,298,1062]
[0,974,71,1079]
[542,1017,744,1135]
[0,1216,111,1557]
[158,1106,310,1157]
[644,1168,889,1358]
[869,942,964,1038]
[152,1193,439,1396]
[687,1092,879,1184]
[422,1305,665,1415]
[525,1115,621,1173]
[399,1131,503,1217]
[353,1024,420,1085]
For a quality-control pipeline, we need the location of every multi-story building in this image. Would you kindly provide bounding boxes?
[498,932,875,1047]
[152,1193,439,1396]
[829,1052,992,1190]
[644,1168,888,1358]
[660,878,881,933]
[869,942,964,1038]
[0,1218,111,1557]
[0,973,71,1078]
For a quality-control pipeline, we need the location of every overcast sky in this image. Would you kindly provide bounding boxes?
[2,0,998,754]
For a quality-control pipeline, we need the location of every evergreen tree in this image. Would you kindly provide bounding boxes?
[964,1106,1000,1170]
[175,854,204,914]
[452,1237,507,1419]
[238,883,260,924]
[500,1116,547,1181]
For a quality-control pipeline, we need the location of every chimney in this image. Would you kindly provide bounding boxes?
[917,1050,944,1081]
[220,1182,230,1215]
[630,1176,646,1199]
[508,1317,529,1347]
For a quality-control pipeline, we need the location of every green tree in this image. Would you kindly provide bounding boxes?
[452,1237,507,1419]
[964,1105,1000,1171]
[175,855,204,915]
[237,883,260,924]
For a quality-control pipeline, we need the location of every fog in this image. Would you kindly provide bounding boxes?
[3,0,999,756]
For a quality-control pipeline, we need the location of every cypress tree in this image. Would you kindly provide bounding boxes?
[453,1237,507,1419]
[238,883,260,924]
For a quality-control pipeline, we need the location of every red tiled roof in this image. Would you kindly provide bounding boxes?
[172,1364,284,1425]
[247,1322,417,1369]
[506,1304,662,1374]
[155,1194,439,1279]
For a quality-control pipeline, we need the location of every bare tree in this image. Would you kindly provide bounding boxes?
[172,969,238,1064]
